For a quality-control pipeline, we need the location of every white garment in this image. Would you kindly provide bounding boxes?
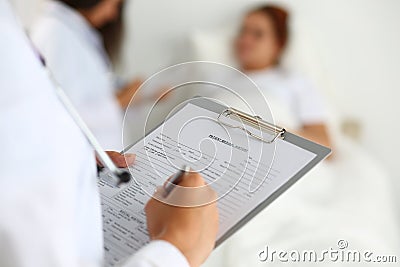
[247,68,327,129]
[0,1,188,267]
[30,0,123,150]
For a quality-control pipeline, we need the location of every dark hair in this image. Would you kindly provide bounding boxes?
[61,0,101,9]
[59,0,124,63]
[250,4,289,51]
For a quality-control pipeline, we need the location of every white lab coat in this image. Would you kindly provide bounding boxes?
[30,0,123,150]
[0,1,188,266]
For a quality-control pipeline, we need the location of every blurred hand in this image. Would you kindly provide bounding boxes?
[150,86,172,102]
[82,0,123,28]
[96,151,136,168]
[116,79,143,109]
[145,172,219,267]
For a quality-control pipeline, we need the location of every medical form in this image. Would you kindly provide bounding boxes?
[98,100,329,266]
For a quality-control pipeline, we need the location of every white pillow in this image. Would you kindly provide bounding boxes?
[188,28,238,67]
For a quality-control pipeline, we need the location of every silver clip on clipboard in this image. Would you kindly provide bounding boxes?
[120,106,286,155]
[217,107,286,144]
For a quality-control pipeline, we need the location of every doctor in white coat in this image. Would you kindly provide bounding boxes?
[30,0,143,150]
[0,1,218,266]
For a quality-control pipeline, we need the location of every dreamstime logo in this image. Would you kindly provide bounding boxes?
[258,240,398,263]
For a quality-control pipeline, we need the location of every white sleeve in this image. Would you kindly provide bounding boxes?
[291,74,327,125]
[120,241,190,267]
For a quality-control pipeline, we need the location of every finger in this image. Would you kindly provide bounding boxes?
[152,186,166,200]
[165,173,217,207]
[124,153,136,166]
[166,184,217,207]
[178,172,206,188]
[106,151,136,167]
[160,171,204,199]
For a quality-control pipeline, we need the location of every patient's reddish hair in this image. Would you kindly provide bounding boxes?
[250,5,289,51]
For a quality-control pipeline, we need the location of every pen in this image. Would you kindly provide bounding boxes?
[163,165,190,197]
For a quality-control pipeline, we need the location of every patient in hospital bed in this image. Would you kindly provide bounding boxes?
[201,4,400,267]
[232,5,331,148]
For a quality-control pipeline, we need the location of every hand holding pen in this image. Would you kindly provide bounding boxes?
[145,168,219,267]
[163,165,191,197]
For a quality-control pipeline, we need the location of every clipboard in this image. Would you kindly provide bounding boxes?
[189,97,331,247]
[101,96,331,265]
[122,96,331,247]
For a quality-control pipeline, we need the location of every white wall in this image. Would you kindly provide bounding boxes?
[11,0,400,192]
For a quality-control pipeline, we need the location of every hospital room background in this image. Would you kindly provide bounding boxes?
[10,0,400,265]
